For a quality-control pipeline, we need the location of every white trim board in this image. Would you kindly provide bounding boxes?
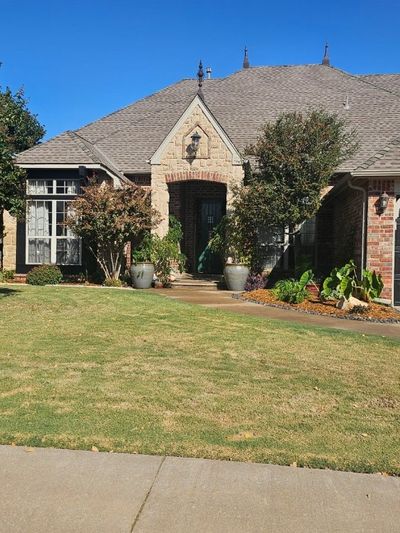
[150,95,242,166]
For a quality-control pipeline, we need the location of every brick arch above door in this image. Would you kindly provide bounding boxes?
[165,171,229,184]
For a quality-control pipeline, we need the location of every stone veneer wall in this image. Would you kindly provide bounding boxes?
[3,211,17,270]
[366,179,396,300]
[151,103,243,236]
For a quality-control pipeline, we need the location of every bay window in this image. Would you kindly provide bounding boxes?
[26,179,81,265]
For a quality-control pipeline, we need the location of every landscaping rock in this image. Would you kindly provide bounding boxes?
[336,296,369,311]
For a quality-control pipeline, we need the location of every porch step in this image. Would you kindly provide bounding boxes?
[12,274,27,284]
[172,274,222,290]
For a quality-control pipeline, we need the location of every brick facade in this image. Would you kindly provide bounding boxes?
[366,179,396,300]
[317,178,398,302]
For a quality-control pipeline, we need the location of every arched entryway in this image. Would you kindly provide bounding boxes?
[168,180,226,274]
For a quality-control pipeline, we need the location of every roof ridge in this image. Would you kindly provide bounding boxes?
[354,136,400,171]
[358,73,400,77]
[70,131,130,184]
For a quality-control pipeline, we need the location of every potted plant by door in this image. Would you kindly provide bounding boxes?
[223,258,250,292]
[131,234,155,289]
[208,216,250,292]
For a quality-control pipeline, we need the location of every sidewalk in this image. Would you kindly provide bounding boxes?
[0,446,399,532]
[154,287,400,339]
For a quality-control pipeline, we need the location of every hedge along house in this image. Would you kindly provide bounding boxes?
[4,48,400,304]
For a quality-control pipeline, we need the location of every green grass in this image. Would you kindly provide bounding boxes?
[0,285,399,474]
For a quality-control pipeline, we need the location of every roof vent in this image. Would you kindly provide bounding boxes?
[206,66,212,79]
[243,47,250,69]
[322,43,330,66]
[343,95,350,110]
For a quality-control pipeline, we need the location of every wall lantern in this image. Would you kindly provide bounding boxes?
[378,191,389,214]
[190,131,201,154]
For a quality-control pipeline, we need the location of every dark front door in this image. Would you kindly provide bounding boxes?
[394,215,400,306]
[196,198,225,274]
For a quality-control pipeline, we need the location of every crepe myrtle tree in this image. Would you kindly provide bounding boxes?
[66,180,160,281]
[234,109,359,269]
[0,87,45,267]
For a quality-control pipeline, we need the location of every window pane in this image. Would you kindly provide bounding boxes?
[56,239,80,265]
[258,226,285,270]
[28,238,51,264]
[27,201,52,237]
[56,180,79,195]
[27,180,53,194]
[56,201,74,237]
[300,217,316,246]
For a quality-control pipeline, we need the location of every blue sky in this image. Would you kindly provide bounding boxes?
[1,0,399,140]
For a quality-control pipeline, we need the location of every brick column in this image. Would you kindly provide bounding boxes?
[366,179,395,301]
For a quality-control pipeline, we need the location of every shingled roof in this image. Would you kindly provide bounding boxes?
[17,64,400,174]
[359,73,400,98]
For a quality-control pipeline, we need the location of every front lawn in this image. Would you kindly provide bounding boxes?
[0,285,399,474]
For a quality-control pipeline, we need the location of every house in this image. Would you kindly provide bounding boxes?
[4,48,400,304]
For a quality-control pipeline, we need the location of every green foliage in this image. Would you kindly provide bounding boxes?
[132,233,154,263]
[321,260,358,300]
[273,269,314,304]
[132,217,186,287]
[0,86,45,268]
[0,269,14,282]
[67,180,160,281]
[26,265,63,286]
[103,278,123,287]
[230,110,359,267]
[244,110,358,227]
[208,214,251,266]
[321,261,384,302]
[361,269,384,302]
[152,217,186,287]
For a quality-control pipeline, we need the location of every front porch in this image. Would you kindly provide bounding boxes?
[168,180,226,274]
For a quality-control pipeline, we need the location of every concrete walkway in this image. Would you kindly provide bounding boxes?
[154,287,400,339]
[0,446,399,533]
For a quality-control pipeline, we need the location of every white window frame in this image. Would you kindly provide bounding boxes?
[26,199,82,266]
[27,178,80,196]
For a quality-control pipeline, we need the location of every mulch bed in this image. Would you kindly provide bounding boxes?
[239,289,400,323]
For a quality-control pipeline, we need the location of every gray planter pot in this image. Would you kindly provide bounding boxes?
[130,262,154,289]
[224,264,250,292]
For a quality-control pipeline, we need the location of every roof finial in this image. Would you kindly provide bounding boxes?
[197,60,204,99]
[322,42,330,66]
[243,46,250,69]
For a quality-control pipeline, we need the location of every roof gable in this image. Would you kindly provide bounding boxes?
[150,95,242,165]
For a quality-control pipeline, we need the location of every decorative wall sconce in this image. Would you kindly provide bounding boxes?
[190,131,201,155]
[378,191,389,214]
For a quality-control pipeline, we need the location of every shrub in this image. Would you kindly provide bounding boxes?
[103,278,122,287]
[321,260,383,302]
[134,217,186,287]
[27,265,63,286]
[273,270,314,304]
[0,269,15,282]
[244,273,267,291]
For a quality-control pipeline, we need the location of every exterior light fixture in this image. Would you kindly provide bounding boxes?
[378,191,389,214]
[190,131,201,154]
